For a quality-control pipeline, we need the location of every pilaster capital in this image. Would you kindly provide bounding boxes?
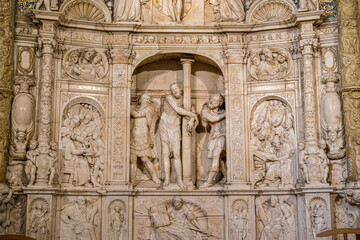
[36,36,57,56]
[300,38,319,55]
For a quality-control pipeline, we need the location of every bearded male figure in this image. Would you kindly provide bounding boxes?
[159,83,198,189]
[199,93,226,188]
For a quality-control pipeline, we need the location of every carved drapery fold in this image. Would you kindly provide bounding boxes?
[0,0,15,183]
[337,0,360,182]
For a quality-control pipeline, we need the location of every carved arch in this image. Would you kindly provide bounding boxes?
[60,0,111,23]
[61,96,106,121]
[246,0,297,24]
[132,52,225,76]
[250,96,293,119]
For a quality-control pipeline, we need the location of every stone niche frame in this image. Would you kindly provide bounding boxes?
[129,52,229,186]
[248,95,299,188]
[58,96,108,187]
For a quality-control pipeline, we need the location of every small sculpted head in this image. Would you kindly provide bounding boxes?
[170,83,182,99]
[208,93,224,110]
[172,197,183,210]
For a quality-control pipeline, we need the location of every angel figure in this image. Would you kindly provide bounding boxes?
[130,93,161,185]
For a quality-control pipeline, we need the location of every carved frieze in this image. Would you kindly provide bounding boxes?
[132,34,223,45]
[63,48,109,82]
[247,48,292,81]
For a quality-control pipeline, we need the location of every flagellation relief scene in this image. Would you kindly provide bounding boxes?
[0,0,359,239]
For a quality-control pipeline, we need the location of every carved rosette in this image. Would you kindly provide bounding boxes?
[337,0,360,181]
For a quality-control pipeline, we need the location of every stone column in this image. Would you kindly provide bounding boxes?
[300,38,318,148]
[35,21,57,185]
[181,58,195,189]
[300,23,328,184]
[0,0,15,184]
[337,0,360,183]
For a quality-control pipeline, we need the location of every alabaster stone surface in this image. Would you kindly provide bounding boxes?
[2,0,360,239]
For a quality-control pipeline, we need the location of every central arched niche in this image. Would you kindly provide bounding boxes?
[131,54,225,187]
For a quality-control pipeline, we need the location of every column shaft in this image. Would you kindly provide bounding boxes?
[301,40,318,148]
[0,0,15,182]
[337,0,360,181]
[181,58,195,188]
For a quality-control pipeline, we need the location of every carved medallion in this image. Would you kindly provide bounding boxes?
[63,48,108,81]
[248,48,292,81]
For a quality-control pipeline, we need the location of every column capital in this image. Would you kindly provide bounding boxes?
[180,58,195,65]
[300,38,319,54]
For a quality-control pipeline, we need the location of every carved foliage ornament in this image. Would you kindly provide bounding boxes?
[63,48,108,81]
[248,48,292,81]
